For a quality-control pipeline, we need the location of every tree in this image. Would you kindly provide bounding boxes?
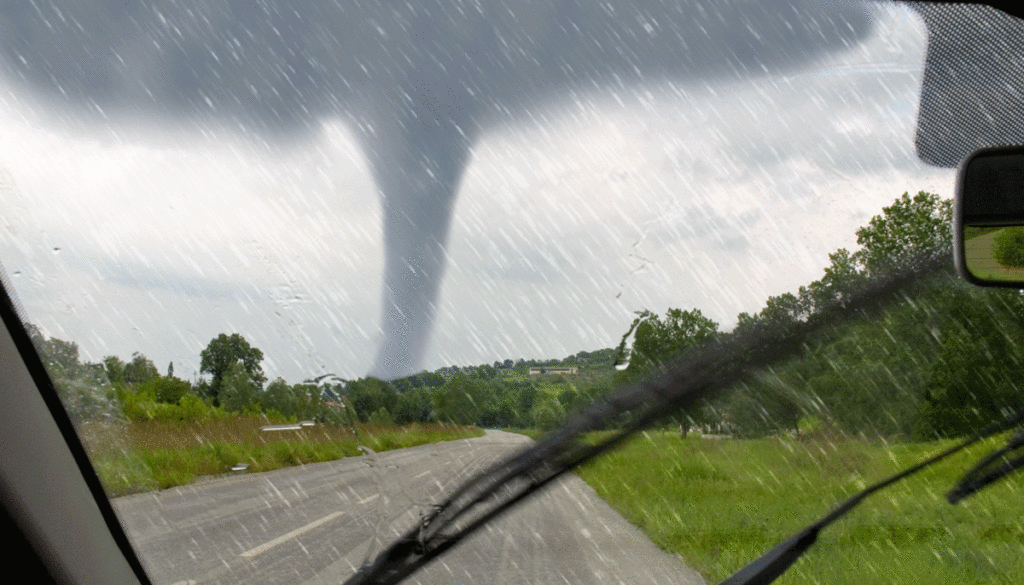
[914,287,1024,438]
[531,396,566,431]
[393,388,434,424]
[199,334,265,406]
[725,371,805,438]
[294,383,324,419]
[220,362,260,413]
[617,308,720,378]
[611,309,720,433]
[263,377,302,418]
[805,248,864,311]
[434,374,487,425]
[345,377,397,422]
[123,352,159,386]
[103,355,126,387]
[40,337,80,378]
[853,191,951,277]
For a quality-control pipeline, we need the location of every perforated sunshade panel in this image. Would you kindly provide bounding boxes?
[913,2,1024,167]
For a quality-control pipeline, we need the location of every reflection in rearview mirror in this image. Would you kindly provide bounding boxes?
[956,146,1024,287]
[963,225,1024,282]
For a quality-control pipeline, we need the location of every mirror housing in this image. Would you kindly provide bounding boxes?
[956,145,1024,287]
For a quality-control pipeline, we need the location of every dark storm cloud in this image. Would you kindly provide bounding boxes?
[0,0,875,378]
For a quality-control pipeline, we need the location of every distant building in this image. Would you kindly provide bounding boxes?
[528,366,578,376]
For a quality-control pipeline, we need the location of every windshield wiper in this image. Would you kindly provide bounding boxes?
[344,257,953,585]
[948,425,1024,504]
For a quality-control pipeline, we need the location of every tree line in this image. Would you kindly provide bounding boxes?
[30,322,619,430]
[613,191,1024,440]
[34,191,1016,440]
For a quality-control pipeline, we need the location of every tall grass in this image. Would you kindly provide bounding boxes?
[575,431,1024,584]
[78,417,483,497]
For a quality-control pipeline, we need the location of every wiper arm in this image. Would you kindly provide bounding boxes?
[344,257,952,585]
[719,407,1024,585]
[948,426,1024,504]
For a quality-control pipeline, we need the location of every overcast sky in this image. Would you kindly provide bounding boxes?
[0,2,954,383]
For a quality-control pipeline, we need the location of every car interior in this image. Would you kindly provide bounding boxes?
[3,1,1024,584]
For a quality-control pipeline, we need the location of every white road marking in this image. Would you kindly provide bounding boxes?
[240,511,345,558]
[356,493,380,505]
[413,470,432,479]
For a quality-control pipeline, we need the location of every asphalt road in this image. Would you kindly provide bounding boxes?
[113,430,705,585]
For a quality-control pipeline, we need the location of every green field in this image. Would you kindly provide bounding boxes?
[78,417,483,496]
[575,431,1024,584]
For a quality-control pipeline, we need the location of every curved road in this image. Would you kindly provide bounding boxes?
[113,430,704,585]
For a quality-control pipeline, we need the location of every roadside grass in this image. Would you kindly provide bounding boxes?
[79,417,483,497]
[575,431,1024,585]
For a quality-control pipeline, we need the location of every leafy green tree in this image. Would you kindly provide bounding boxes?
[531,396,566,431]
[914,286,1024,438]
[724,371,805,438]
[489,380,538,428]
[434,374,486,425]
[220,362,260,413]
[853,191,951,276]
[199,334,265,406]
[27,327,116,423]
[393,388,434,424]
[719,191,957,439]
[345,377,396,422]
[474,364,497,380]
[123,352,159,386]
[294,383,325,419]
[263,377,302,418]
[103,355,127,387]
[557,387,582,412]
[806,248,864,310]
[617,308,719,379]
[40,336,81,378]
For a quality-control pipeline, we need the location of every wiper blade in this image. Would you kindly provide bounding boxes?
[948,426,1024,504]
[345,257,952,585]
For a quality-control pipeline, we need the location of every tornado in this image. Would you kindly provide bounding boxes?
[0,0,877,380]
[354,90,479,380]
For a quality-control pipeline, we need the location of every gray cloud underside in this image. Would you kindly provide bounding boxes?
[0,0,883,377]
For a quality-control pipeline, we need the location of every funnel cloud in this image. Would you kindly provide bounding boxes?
[0,0,875,379]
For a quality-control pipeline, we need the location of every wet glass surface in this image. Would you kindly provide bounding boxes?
[5,2,1024,584]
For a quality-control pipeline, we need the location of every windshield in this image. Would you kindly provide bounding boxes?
[1,1,1022,584]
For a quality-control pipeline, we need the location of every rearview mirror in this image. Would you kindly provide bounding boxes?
[956,145,1024,287]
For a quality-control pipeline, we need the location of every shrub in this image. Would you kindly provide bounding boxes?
[176,393,209,423]
[368,407,394,426]
[138,376,192,404]
[121,391,156,422]
[531,396,566,431]
[992,227,1024,267]
[121,390,211,423]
